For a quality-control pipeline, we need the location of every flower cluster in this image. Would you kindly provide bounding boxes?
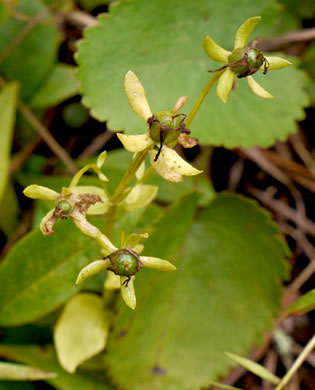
[203,16,291,103]
[117,71,202,182]
[75,230,176,309]
[24,153,176,309]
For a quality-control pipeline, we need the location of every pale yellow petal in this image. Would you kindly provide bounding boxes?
[124,70,153,122]
[234,16,261,49]
[40,209,55,236]
[23,185,59,201]
[149,146,202,182]
[247,76,274,99]
[124,232,149,248]
[140,256,176,272]
[263,56,292,71]
[69,163,108,188]
[96,151,107,169]
[76,259,111,286]
[203,36,230,63]
[120,184,158,211]
[104,272,121,290]
[120,277,136,310]
[216,68,235,103]
[117,132,155,153]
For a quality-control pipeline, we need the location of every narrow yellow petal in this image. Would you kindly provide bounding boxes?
[104,272,121,290]
[216,68,235,103]
[40,209,55,236]
[117,132,155,153]
[23,185,59,201]
[234,16,261,49]
[203,36,230,63]
[76,259,111,286]
[124,70,153,122]
[263,56,292,70]
[140,256,176,272]
[120,277,136,310]
[69,163,108,188]
[247,76,274,99]
[148,146,202,182]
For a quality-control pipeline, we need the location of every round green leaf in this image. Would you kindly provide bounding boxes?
[76,0,309,148]
[105,193,289,390]
[29,64,80,109]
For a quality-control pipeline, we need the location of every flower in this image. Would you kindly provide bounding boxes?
[75,231,176,309]
[117,70,202,182]
[203,16,292,103]
[23,152,114,250]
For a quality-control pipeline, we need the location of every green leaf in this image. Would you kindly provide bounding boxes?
[54,293,110,373]
[0,361,56,380]
[0,183,20,236]
[0,218,103,326]
[0,0,57,100]
[105,193,289,390]
[0,345,114,390]
[29,64,80,109]
[225,352,280,385]
[0,82,18,204]
[286,289,315,316]
[76,0,308,148]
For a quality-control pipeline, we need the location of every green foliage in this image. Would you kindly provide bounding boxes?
[0,82,18,204]
[0,0,57,100]
[286,289,315,316]
[0,219,102,326]
[0,345,114,390]
[105,193,288,389]
[29,64,80,109]
[0,183,20,237]
[77,0,308,148]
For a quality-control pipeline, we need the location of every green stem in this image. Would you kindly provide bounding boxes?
[275,334,315,390]
[185,71,222,127]
[111,150,148,203]
[138,166,155,184]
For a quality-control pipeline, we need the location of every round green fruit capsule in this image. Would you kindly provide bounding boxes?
[247,48,264,69]
[228,48,249,75]
[149,110,181,144]
[112,252,139,277]
[57,200,72,214]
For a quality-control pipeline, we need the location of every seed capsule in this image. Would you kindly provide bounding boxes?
[108,248,142,278]
[57,200,72,214]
